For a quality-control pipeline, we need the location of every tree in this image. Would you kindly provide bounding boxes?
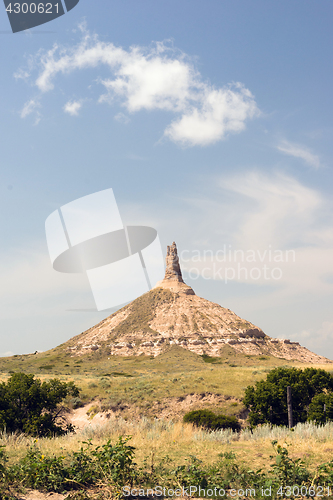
[243,367,333,427]
[307,392,333,424]
[0,373,80,436]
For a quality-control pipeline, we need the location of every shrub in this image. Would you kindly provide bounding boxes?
[69,397,84,409]
[11,436,137,492]
[183,409,241,431]
[308,392,333,424]
[269,440,309,486]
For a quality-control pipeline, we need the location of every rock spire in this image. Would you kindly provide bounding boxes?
[164,242,184,282]
[154,242,195,295]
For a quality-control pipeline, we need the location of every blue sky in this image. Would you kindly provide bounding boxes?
[1,1,333,358]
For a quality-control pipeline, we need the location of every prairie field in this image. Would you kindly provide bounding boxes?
[1,348,333,498]
[2,418,333,472]
[1,345,331,418]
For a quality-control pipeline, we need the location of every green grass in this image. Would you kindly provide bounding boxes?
[0,344,331,422]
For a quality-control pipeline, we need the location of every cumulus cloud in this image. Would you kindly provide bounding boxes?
[277,140,321,169]
[165,85,258,146]
[63,100,82,116]
[17,26,259,145]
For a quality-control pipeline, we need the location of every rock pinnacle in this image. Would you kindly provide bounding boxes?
[154,242,195,294]
[164,242,184,282]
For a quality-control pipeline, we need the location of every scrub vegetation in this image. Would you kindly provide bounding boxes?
[0,349,333,498]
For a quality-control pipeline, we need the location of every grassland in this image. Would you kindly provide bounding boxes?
[1,347,333,498]
[0,345,326,418]
[1,346,332,415]
[3,417,333,473]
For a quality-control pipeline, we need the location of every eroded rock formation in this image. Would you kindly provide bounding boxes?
[164,242,184,282]
[62,242,330,363]
[155,242,195,295]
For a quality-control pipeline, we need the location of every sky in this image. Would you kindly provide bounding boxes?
[1,1,333,359]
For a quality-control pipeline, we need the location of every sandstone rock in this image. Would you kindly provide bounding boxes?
[164,241,184,282]
[189,339,206,345]
[154,242,195,294]
[141,341,154,347]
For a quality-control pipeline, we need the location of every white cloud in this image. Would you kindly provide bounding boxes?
[137,170,333,300]
[0,250,86,303]
[63,100,82,116]
[219,171,323,249]
[18,27,259,146]
[114,112,130,124]
[20,99,41,124]
[293,322,333,358]
[165,85,258,146]
[277,140,321,169]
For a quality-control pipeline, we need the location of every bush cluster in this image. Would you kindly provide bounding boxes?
[0,436,137,498]
[244,367,333,427]
[183,409,241,431]
[1,437,333,499]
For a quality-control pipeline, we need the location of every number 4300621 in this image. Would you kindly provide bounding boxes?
[6,3,59,14]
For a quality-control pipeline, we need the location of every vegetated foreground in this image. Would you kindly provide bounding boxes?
[1,349,333,498]
[2,421,333,499]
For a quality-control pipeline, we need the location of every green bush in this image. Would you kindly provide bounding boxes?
[2,436,333,496]
[10,436,137,493]
[69,397,84,409]
[0,372,80,436]
[307,392,333,424]
[269,440,309,486]
[183,409,241,431]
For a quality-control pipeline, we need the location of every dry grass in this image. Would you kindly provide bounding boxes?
[2,419,333,474]
[1,352,333,476]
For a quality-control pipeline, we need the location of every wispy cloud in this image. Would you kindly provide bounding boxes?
[63,100,82,116]
[114,112,130,124]
[294,322,333,357]
[20,99,41,124]
[137,170,332,300]
[219,171,322,249]
[16,25,259,146]
[277,140,321,169]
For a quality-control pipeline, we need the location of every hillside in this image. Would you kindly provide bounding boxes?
[61,242,329,364]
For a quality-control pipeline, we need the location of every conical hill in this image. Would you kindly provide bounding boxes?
[63,242,329,363]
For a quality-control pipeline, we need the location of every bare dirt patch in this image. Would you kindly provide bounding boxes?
[15,491,68,500]
[66,392,245,430]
